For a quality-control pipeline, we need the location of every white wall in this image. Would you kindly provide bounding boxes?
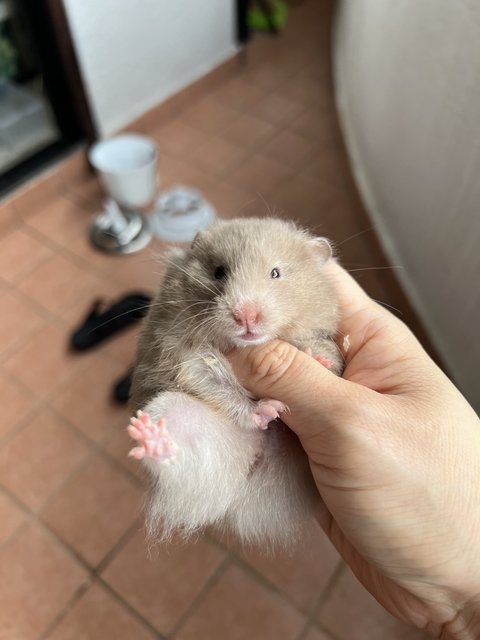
[63,0,237,136]
[334,0,480,411]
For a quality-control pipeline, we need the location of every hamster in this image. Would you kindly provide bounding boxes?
[130,217,343,547]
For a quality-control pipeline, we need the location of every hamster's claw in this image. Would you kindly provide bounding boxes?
[253,399,288,430]
[127,410,177,463]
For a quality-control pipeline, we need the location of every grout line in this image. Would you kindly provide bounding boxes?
[38,578,93,640]
[204,531,347,631]
[226,551,314,619]
[35,515,166,639]
[0,485,33,552]
[98,576,167,640]
[36,434,144,523]
[95,516,144,575]
[309,560,345,624]
[168,551,232,639]
[0,379,48,448]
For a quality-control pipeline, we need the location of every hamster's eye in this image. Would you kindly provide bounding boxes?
[214,266,227,280]
[270,268,281,279]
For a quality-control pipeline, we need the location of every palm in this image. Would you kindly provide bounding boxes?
[310,292,439,632]
[318,505,435,633]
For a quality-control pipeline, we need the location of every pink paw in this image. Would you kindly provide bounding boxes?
[304,348,332,369]
[127,410,177,463]
[253,399,288,430]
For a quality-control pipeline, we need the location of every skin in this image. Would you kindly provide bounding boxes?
[227,260,480,640]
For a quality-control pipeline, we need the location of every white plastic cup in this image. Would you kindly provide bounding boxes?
[89,134,158,208]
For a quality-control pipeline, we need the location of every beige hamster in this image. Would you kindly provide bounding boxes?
[130,217,343,546]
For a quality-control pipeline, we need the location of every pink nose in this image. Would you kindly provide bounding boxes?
[232,303,261,328]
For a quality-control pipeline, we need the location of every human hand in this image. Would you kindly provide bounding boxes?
[226,260,480,639]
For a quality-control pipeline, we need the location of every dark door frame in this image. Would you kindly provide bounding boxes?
[0,0,95,196]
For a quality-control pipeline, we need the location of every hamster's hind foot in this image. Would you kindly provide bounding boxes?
[127,410,177,462]
[253,399,288,429]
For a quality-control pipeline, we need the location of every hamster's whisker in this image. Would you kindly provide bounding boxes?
[255,192,277,218]
[84,303,153,335]
[233,195,260,216]
[346,265,404,273]
[336,226,377,247]
[371,298,404,316]
[163,258,219,297]
[171,306,213,327]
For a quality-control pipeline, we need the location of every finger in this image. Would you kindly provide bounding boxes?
[227,339,359,440]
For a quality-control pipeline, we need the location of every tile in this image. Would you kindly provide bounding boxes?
[59,275,130,331]
[0,290,45,362]
[240,61,294,92]
[239,521,341,612]
[0,370,36,440]
[101,325,141,368]
[159,155,216,196]
[3,323,85,398]
[0,490,26,545]
[261,129,318,171]
[213,76,266,112]
[301,147,350,188]
[175,563,305,640]
[151,117,210,158]
[52,356,130,444]
[0,522,87,640]
[46,582,155,640]
[18,253,101,317]
[26,195,93,247]
[58,149,91,185]
[0,202,19,237]
[289,107,342,145]
[318,191,367,247]
[253,92,306,127]
[42,455,142,566]
[204,182,258,219]
[303,626,331,640]
[64,174,104,208]
[229,154,294,196]
[66,232,137,278]
[0,409,90,512]
[318,569,428,640]
[189,136,248,178]
[102,423,147,482]
[0,227,53,284]
[181,95,240,134]
[220,113,277,151]
[10,168,64,220]
[276,74,334,111]
[270,174,338,228]
[102,529,225,635]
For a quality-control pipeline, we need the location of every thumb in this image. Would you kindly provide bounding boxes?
[226,339,359,440]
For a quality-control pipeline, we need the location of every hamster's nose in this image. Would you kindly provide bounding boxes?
[232,303,261,328]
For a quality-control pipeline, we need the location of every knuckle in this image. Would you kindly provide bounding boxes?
[247,340,301,388]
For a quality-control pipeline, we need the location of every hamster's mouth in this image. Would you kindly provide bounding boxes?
[233,331,269,346]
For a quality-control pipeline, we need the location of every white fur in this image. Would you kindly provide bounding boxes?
[142,391,319,547]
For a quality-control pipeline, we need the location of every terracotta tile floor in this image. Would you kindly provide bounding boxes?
[0,1,431,638]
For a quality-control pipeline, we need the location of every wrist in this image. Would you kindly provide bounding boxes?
[440,596,480,640]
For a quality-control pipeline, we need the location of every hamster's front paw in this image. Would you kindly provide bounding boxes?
[127,410,178,463]
[253,399,288,430]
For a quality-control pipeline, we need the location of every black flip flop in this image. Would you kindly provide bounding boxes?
[70,292,151,351]
[112,368,133,404]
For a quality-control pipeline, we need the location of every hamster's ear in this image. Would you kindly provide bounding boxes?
[191,231,203,249]
[165,246,187,262]
[309,237,333,266]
